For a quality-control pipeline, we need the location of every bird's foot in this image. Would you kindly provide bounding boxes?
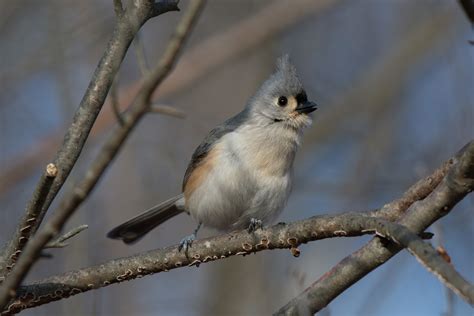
[247,218,263,233]
[178,222,202,253]
[178,234,196,253]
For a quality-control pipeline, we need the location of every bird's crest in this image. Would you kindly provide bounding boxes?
[272,54,303,95]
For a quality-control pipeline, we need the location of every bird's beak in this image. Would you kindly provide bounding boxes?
[295,100,318,114]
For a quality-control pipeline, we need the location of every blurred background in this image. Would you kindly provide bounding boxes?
[0,0,473,315]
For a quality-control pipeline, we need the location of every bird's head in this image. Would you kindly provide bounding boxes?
[249,55,317,130]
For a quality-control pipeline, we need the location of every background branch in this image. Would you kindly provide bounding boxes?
[148,104,186,118]
[133,31,150,76]
[110,75,125,126]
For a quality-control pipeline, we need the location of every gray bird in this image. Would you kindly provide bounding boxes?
[107,56,317,250]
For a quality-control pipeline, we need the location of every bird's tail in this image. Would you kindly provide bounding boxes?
[107,194,184,244]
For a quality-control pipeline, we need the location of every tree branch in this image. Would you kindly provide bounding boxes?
[275,141,474,315]
[6,209,471,314]
[364,221,473,305]
[0,0,192,311]
[0,213,429,314]
[3,141,470,314]
[110,75,125,126]
[0,163,57,282]
[113,0,124,17]
[133,31,150,77]
[148,104,186,118]
[44,225,88,249]
[0,0,179,277]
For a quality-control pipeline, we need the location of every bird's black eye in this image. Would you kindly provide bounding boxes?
[278,96,288,107]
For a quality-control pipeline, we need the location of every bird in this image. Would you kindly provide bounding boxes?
[107,55,318,251]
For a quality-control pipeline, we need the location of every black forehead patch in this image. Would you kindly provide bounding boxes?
[295,90,307,104]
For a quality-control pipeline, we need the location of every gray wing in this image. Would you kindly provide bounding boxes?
[182,109,249,191]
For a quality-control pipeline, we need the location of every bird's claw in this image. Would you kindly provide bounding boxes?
[247,218,263,233]
[178,234,196,253]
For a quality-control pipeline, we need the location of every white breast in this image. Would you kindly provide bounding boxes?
[186,124,301,231]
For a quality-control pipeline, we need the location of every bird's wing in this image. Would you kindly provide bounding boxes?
[182,109,249,191]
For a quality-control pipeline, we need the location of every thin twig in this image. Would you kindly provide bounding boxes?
[434,223,455,316]
[0,163,57,282]
[110,76,124,125]
[149,104,186,118]
[0,0,204,311]
[44,225,88,249]
[134,31,150,76]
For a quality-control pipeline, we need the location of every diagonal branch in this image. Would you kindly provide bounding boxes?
[3,141,470,314]
[275,141,474,315]
[0,0,179,277]
[361,221,473,305]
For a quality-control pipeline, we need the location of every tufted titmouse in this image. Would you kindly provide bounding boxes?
[107,56,317,250]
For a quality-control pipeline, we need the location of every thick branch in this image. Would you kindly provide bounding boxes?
[5,210,472,314]
[0,0,179,276]
[275,141,474,315]
[0,213,430,314]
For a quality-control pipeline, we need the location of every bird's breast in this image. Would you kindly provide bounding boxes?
[226,124,300,177]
